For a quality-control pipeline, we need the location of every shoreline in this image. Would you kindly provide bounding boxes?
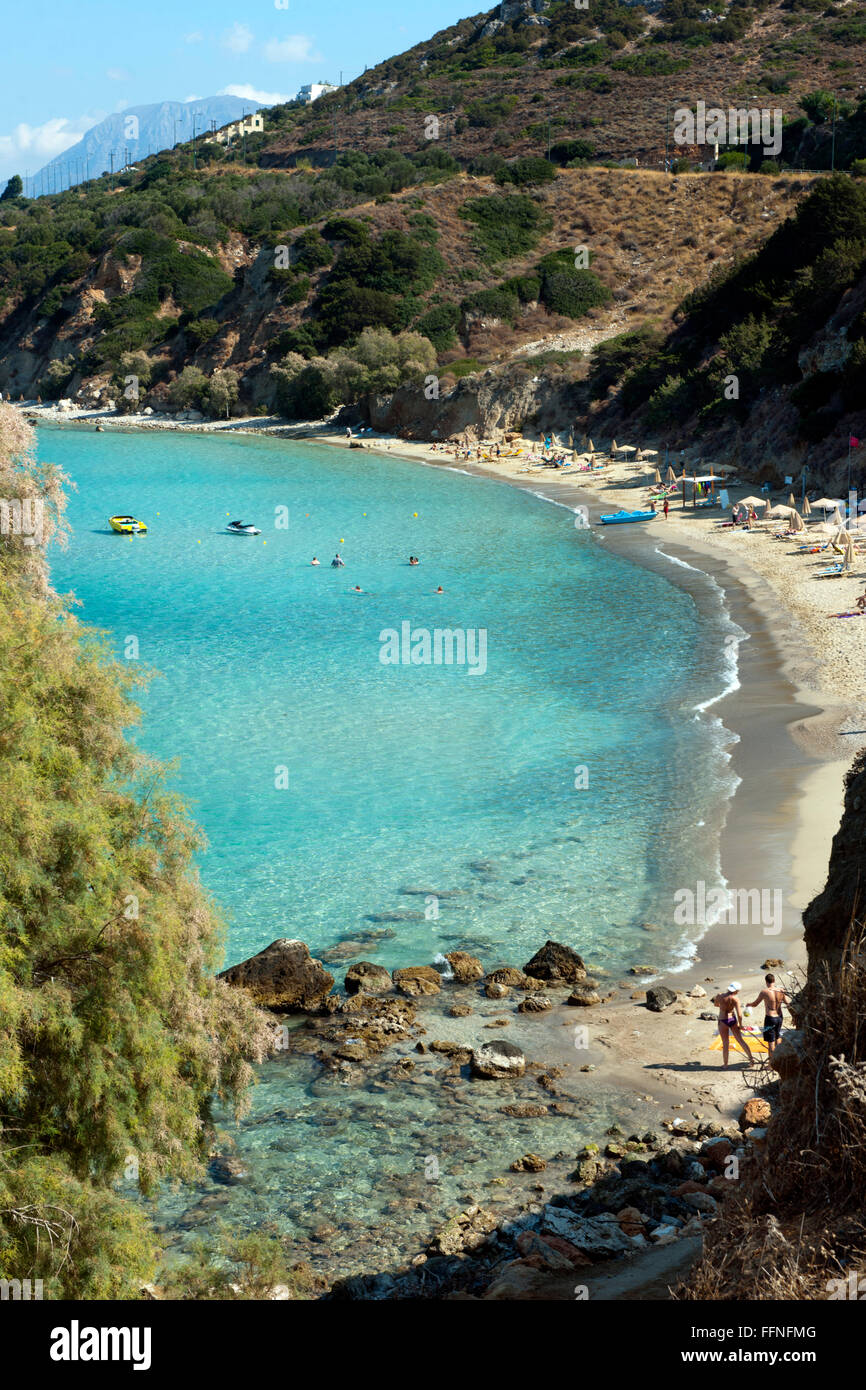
[31,407,859,1138]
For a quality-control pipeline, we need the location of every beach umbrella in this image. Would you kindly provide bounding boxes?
[844,532,856,568]
[763,496,774,515]
[829,507,845,528]
[803,496,812,516]
[653,468,662,485]
[813,498,846,510]
[610,438,619,455]
[768,504,796,519]
[641,448,659,457]
[790,510,805,533]
[588,438,596,453]
[618,444,638,455]
[738,496,767,508]
[787,493,797,509]
[667,466,678,484]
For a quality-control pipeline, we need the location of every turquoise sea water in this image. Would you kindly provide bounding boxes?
[43,426,740,1274]
[45,427,735,979]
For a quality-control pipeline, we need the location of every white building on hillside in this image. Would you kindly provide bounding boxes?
[297,83,338,105]
[214,112,264,144]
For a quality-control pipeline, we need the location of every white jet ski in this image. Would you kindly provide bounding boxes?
[225,520,262,536]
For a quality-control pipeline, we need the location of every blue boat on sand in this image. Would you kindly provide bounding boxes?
[599,509,658,526]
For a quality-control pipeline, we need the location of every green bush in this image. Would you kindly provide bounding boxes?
[459,193,553,262]
[414,302,461,350]
[461,287,520,323]
[496,157,557,187]
[717,151,747,170]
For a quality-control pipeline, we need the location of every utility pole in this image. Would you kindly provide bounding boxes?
[193,120,197,170]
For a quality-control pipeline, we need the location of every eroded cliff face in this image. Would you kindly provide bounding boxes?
[803,751,866,978]
[357,368,582,442]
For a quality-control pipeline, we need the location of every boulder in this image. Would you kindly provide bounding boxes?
[739,1097,772,1130]
[208,1155,250,1186]
[485,981,510,1000]
[445,951,484,983]
[522,940,587,985]
[646,986,677,1012]
[566,985,601,1007]
[540,1209,632,1259]
[219,938,334,1012]
[449,1003,473,1018]
[486,967,527,987]
[481,1261,554,1300]
[510,1152,547,1172]
[393,965,442,997]
[471,1039,526,1080]
[344,961,392,995]
[518,994,552,1014]
[515,1231,579,1270]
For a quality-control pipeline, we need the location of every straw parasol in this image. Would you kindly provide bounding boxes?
[667,466,678,484]
[588,438,596,453]
[653,468,662,485]
[787,493,797,509]
[790,510,805,534]
[829,507,845,528]
[843,532,856,568]
[813,498,846,511]
[641,448,659,457]
[763,496,774,515]
[610,438,619,455]
[768,504,796,519]
[803,496,812,516]
[618,444,638,455]
[738,496,767,508]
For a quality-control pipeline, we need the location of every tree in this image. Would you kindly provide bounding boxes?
[0,174,23,201]
[205,368,240,420]
[168,365,208,410]
[0,407,273,1296]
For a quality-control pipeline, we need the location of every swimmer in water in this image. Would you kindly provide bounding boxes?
[351,585,363,593]
[435,585,443,594]
[409,556,419,566]
[331,554,345,568]
[311,557,320,566]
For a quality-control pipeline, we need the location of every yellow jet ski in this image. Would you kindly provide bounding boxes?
[109,516,147,534]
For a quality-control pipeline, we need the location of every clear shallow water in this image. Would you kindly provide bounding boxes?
[43,426,741,1276]
[45,427,735,979]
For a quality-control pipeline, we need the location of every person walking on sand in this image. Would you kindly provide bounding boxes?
[747,973,788,1059]
[712,982,753,1068]
[663,498,669,520]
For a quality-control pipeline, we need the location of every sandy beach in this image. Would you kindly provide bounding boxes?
[28,403,863,1138]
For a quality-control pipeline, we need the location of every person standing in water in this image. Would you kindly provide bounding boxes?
[311,557,320,566]
[331,554,345,568]
[747,974,788,1059]
[663,498,670,520]
[712,982,754,1068]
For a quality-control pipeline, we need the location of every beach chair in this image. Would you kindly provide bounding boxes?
[814,563,847,578]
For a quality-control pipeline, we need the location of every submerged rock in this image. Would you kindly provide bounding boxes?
[522,940,587,984]
[219,938,334,1012]
[471,1040,526,1080]
[566,985,601,1007]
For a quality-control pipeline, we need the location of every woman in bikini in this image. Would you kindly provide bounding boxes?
[712,982,754,1068]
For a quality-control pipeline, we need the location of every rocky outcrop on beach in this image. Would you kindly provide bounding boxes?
[219,938,334,1012]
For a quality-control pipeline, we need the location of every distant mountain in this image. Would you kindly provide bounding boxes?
[29,97,267,196]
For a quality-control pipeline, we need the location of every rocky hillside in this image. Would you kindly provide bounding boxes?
[259,0,866,175]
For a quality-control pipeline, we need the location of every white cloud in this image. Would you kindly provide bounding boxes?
[263,35,319,62]
[0,115,95,170]
[219,84,291,106]
[184,30,204,43]
[184,94,203,103]
[222,23,254,54]
[106,67,130,82]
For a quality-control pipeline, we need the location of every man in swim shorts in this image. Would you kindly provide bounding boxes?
[747,974,788,1058]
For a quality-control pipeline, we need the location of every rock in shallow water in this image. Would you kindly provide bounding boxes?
[393,965,442,997]
[219,938,334,1012]
[471,1040,526,1080]
[522,940,587,985]
[344,961,392,995]
[445,951,484,983]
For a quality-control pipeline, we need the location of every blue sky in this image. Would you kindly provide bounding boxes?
[0,0,476,183]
